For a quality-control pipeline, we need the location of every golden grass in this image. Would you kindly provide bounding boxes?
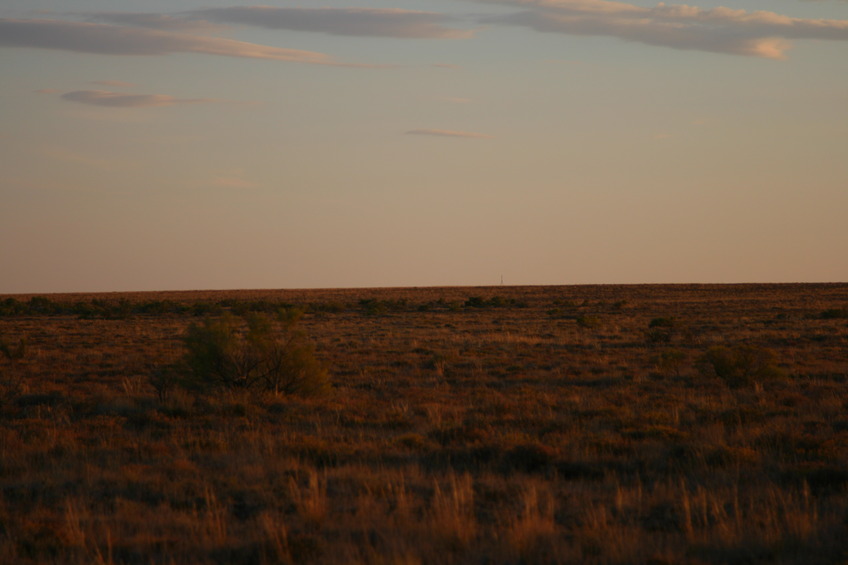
[1,283,847,563]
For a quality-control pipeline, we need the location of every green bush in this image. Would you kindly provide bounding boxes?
[698,344,784,388]
[175,310,329,397]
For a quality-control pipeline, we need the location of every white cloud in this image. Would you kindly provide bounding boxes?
[0,18,339,65]
[185,7,473,39]
[480,0,848,58]
[61,90,215,108]
[406,128,492,138]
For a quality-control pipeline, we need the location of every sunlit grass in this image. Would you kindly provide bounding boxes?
[1,283,847,563]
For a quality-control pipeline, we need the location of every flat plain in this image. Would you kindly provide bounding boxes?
[1,283,847,564]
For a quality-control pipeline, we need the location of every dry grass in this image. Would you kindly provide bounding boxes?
[1,283,847,564]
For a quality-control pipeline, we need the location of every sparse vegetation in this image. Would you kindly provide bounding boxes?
[0,283,846,564]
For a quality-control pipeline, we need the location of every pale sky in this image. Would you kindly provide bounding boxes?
[2,0,847,293]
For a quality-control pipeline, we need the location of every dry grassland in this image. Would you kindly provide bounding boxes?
[1,284,847,564]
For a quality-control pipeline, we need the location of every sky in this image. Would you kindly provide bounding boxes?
[1,0,847,293]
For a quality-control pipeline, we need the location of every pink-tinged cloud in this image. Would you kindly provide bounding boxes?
[406,129,492,139]
[481,0,848,58]
[61,90,215,108]
[186,7,473,39]
[0,18,337,65]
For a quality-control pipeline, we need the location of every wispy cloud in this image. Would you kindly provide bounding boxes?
[406,128,491,139]
[83,12,221,32]
[185,7,473,39]
[60,90,216,108]
[0,18,339,65]
[90,80,136,88]
[480,0,848,58]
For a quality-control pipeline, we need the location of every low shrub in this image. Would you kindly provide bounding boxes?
[819,308,848,320]
[646,317,692,344]
[698,344,785,388]
[0,336,26,361]
[359,298,408,315]
[0,335,28,408]
[464,296,527,309]
[501,442,556,474]
[171,310,329,397]
[575,315,601,329]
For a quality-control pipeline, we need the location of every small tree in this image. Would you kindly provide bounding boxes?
[176,310,329,396]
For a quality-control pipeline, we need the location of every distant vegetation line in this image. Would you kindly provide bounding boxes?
[0,295,533,319]
[3,293,846,321]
